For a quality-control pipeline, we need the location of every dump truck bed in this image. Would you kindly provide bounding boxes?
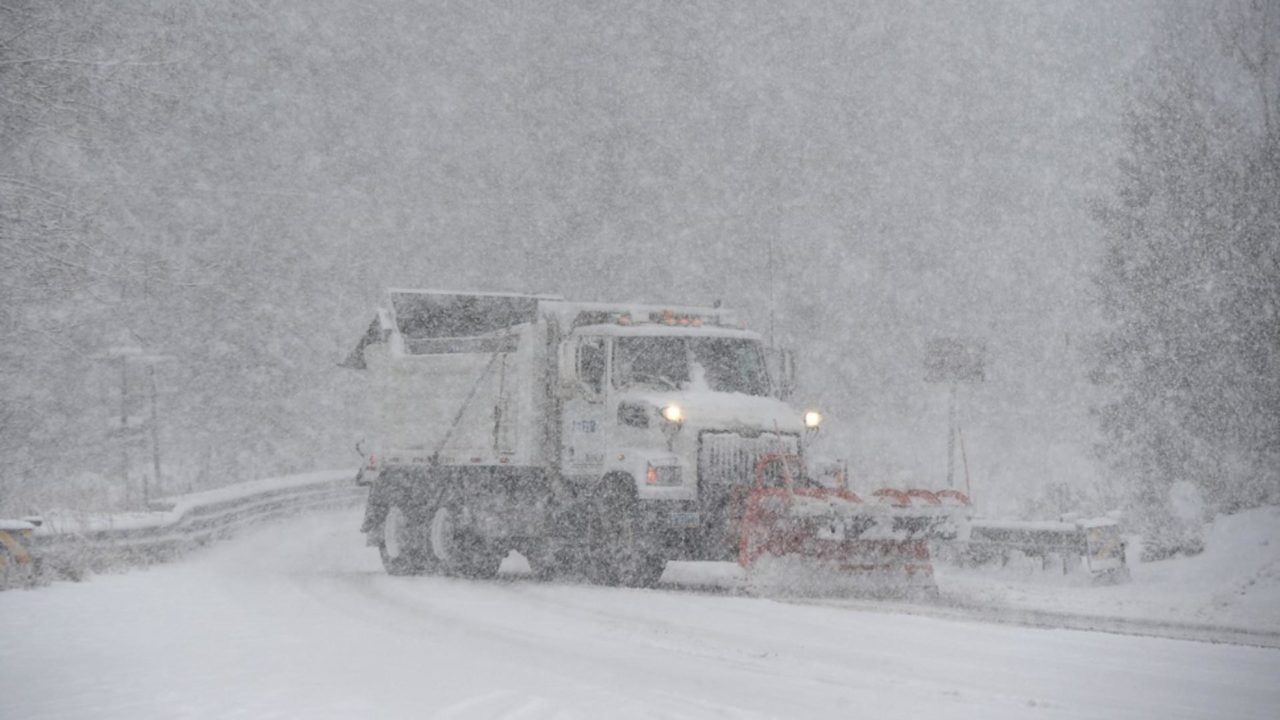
[352,291,553,469]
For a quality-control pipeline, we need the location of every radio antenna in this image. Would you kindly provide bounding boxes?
[767,232,776,349]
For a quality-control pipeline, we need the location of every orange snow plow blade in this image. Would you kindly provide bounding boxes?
[736,454,968,595]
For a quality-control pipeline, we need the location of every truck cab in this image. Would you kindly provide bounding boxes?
[558,315,815,559]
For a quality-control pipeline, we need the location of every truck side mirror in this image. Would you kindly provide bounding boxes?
[376,308,394,341]
[766,348,797,400]
[558,345,578,398]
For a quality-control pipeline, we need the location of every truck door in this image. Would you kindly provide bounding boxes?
[562,335,608,480]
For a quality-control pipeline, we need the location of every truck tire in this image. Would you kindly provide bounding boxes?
[428,493,503,579]
[585,484,667,588]
[379,503,433,576]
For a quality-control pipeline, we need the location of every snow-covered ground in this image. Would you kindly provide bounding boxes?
[3,509,1278,719]
[935,506,1280,633]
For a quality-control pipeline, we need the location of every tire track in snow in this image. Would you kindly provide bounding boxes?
[788,594,1280,649]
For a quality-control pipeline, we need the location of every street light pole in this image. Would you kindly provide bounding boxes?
[925,337,986,494]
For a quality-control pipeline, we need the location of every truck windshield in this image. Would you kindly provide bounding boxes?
[612,336,771,396]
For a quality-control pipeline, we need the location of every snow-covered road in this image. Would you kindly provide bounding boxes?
[3,510,1277,719]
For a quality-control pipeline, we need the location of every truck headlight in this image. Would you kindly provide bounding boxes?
[661,404,683,424]
[645,462,682,486]
[803,410,823,428]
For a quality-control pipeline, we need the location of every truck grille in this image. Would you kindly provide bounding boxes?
[697,431,801,561]
[697,431,799,487]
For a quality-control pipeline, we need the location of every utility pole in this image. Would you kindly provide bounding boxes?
[97,346,174,508]
[148,363,162,500]
[135,353,174,504]
[120,355,131,504]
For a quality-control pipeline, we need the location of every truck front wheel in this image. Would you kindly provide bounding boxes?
[586,486,667,588]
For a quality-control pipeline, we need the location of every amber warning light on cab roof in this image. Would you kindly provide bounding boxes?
[575,309,744,329]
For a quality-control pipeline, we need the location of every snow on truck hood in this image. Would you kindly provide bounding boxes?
[622,390,806,433]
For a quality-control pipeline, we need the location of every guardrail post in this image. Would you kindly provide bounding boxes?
[0,524,37,589]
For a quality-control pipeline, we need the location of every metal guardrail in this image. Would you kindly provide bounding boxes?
[946,516,1130,583]
[1,470,365,590]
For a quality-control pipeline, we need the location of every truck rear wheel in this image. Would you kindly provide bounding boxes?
[379,504,433,576]
[428,496,503,579]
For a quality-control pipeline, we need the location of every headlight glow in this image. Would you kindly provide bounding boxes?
[803,410,823,428]
[661,404,684,423]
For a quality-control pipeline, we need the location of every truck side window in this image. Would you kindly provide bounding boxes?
[577,337,606,397]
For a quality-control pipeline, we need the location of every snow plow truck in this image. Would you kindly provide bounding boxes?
[343,290,964,591]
